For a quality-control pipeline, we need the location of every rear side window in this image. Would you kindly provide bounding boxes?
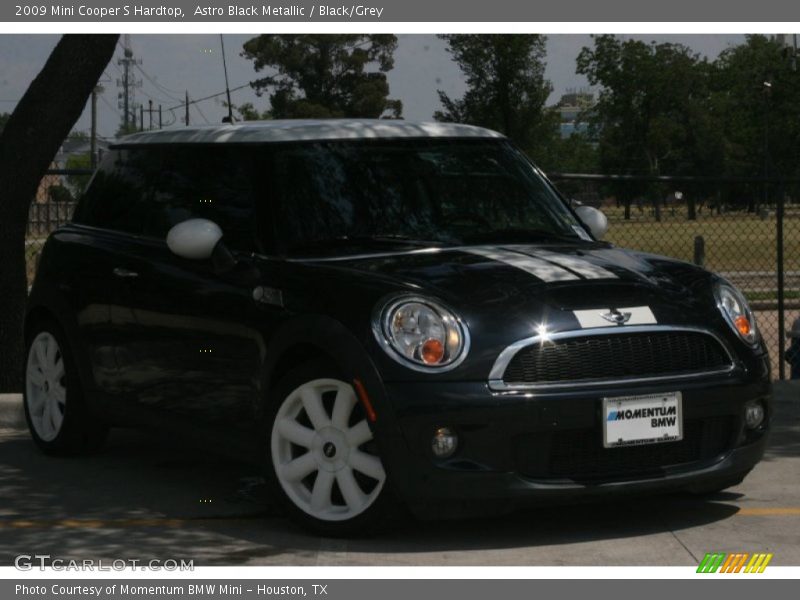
[73,148,159,234]
[74,145,259,253]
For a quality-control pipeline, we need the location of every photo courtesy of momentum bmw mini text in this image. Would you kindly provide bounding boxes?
[0,0,799,597]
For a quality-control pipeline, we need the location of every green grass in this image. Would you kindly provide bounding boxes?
[604,209,800,273]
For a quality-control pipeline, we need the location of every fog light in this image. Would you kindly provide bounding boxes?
[744,401,765,429]
[431,426,458,458]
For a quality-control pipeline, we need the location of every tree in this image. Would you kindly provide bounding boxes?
[228,101,270,121]
[65,152,93,196]
[576,35,722,219]
[434,34,558,164]
[241,35,402,119]
[0,34,118,392]
[711,35,800,184]
[0,113,10,134]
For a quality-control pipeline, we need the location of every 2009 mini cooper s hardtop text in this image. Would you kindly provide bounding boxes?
[24,120,771,535]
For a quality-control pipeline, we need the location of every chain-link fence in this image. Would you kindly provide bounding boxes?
[551,173,800,380]
[24,169,798,380]
[25,168,90,285]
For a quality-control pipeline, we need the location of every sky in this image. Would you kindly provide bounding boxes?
[0,34,746,140]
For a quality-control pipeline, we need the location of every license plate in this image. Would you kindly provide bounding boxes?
[602,392,683,448]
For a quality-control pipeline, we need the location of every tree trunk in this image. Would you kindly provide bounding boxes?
[0,35,118,393]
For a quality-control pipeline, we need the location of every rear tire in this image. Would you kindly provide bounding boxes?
[263,360,401,536]
[23,320,108,455]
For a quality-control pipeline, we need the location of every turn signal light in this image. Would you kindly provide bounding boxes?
[734,315,752,337]
[421,338,445,364]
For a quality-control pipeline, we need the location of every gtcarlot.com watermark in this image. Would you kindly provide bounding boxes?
[14,554,194,572]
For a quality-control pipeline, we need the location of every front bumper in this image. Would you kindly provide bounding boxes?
[377,366,771,517]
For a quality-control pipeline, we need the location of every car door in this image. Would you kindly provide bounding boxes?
[107,144,266,431]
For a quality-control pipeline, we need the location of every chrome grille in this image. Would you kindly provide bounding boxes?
[500,329,733,387]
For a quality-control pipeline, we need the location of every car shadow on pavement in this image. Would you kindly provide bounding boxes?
[0,419,763,566]
[759,390,800,461]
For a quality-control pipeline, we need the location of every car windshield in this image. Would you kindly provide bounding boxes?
[268,138,588,256]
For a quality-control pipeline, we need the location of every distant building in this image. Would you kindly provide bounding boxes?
[554,89,595,139]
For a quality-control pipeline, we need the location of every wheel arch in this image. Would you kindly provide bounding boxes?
[258,314,412,486]
[24,290,99,401]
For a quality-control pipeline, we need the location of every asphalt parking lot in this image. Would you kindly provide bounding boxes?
[0,384,798,567]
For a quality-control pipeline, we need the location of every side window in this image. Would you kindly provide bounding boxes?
[73,148,160,235]
[145,146,258,253]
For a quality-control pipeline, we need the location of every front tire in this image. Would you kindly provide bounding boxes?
[24,321,107,455]
[265,361,399,536]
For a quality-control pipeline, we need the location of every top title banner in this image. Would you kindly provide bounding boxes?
[5,0,800,22]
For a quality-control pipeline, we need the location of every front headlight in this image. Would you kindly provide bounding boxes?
[373,296,470,371]
[714,281,759,346]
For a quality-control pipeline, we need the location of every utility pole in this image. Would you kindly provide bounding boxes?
[185,90,190,126]
[90,86,98,168]
[142,101,162,130]
[116,35,142,133]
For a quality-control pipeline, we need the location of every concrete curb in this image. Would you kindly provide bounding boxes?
[0,394,25,431]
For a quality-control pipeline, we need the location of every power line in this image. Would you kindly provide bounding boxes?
[192,99,211,124]
[166,83,252,111]
[135,63,183,103]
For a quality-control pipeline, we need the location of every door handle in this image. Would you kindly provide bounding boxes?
[112,267,139,279]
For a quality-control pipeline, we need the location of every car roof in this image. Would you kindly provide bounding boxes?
[114,119,505,146]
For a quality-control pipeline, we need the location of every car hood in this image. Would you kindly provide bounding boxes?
[313,242,718,338]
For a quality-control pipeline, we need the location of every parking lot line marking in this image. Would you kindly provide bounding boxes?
[737,507,800,516]
[0,516,263,530]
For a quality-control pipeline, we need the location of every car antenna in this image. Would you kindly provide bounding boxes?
[220,34,235,124]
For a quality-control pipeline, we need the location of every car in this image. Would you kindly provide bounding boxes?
[24,119,771,535]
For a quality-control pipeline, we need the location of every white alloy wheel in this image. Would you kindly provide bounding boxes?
[25,332,67,442]
[271,378,386,522]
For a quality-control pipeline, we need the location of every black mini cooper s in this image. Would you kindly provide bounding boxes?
[24,120,771,535]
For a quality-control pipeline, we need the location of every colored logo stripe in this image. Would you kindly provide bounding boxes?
[697,552,773,573]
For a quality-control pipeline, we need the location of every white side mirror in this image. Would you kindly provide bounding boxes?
[574,205,608,240]
[166,218,223,260]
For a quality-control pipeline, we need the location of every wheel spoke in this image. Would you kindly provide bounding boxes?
[331,386,356,429]
[51,385,66,406]
[280,453,317,482]
[45,336,58,369]
[49,397,64,432]
[310,470,335,512]
[346,420,373,447]
[28,390,46,414]
[34,340,47,369]
[277,418,315,448]
[28,367,46,388]
[336,467,367,512]
[300,387,330,430]
[349,450,385,481]
[41,398,53,433]
[51,359,65,381]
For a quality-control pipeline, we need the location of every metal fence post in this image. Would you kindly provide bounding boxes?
[776,181,785,380]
